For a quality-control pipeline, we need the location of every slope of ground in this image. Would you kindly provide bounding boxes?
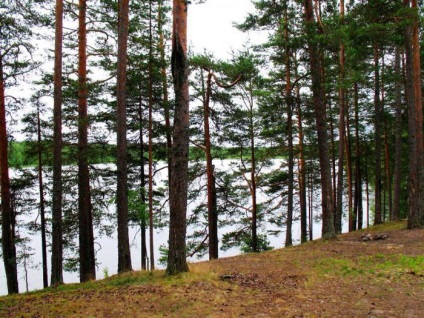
[1,220,423,317]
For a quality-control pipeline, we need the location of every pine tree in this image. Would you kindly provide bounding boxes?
[116,0,132,273]
[167,0,190,275]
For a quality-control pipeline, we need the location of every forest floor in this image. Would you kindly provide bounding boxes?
[1,220,423,317]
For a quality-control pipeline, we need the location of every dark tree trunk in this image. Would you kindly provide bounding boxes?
[308,164,314,240]
[51,0,64,287]
[203,69,241,257]
[303,0,335,239]
[204,71,219,260]
[116,0,132,273]
[373,44,382,225]
[138,98,147,270]
[37,104,48,288]
[329,101,337,218]
[0,51,19,295]
[345,108,354,230]
[392,47,402,221]
[353,83,363,230]
[284,8,293,247]
[167,0,189,275]
[296,83,307,243]
[78,0,95,283]
[285,98,294,247]
[384,120,392,222]
[365,148,370,228]
[249,89,258,252]
[148,0,155,271]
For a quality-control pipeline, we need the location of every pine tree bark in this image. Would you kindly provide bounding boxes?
[249,86,258,252]
[51,0,64,287]
[392,47,402,221]
[78,0,96,282]
[138,99,147,270]
[405,0,424,228]
[116,0,132,273]
[335,0,345,234]
[148,0,155,271]
[284,8,294,247]
[345,109,354,230]
[303,0,335,239]
[353,83,363,229]
[296,82,307,243]
[167,0,189,275]
[203,71,219,259]
[373,44,382,225]
[0,49,19,295]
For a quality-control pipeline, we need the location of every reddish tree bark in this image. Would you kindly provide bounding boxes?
[78,0,95,282]
[405,0,424,228]
[167,0,189,275]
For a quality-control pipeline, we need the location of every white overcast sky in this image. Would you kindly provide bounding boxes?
[188,0,262,59]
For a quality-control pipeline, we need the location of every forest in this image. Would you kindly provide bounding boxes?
[1,0,423,296]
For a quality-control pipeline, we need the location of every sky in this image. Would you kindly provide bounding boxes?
[188,0,261,59]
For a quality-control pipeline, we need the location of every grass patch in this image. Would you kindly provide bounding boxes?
[314,254,424,280]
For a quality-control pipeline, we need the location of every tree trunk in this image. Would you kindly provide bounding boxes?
[249,87,258,252]
[204,71,219,259]
[345,108,354,230]
[304,0,335,239]
[392,47,402,221]
[148,0,155,271]
[0,50,19,295]
[37,104,48,288]
[405,0,424,229]
[116,0,132,273]
[373,44,382,225]
[296,83,307,243]
[284,8,293,247]
[335,0,345,234]
[78,0,95,283]
[138,98,147,270]
[167,0,189,275]
[384,120,392,222]
[308,164,314,240]
[51,0,64,287]
[365,148,370,228]
[329,101,337,219]
[353,83,363,230]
